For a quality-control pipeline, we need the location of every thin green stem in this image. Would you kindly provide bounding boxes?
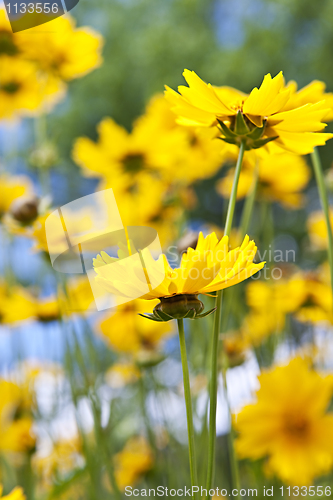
[224,140,246,236]
[177,319,199,500]
[240,162,259,237]
[206,139,246,498]
[311,148,333,305]
[222,366,240,498]
[205,290,223,494]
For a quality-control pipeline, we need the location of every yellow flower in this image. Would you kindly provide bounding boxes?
[0,282,60,324]
[284,80,333,121]
[0,286,37,324]
[73,94,226,185]
[0,9,19,56]
[217,152,311,208]
[294,269,333,325]
[114,437,153,491]
[94,233,264,320]
[308,209,333,250]
[165,70,333,154]
[0,379,35,453]
[33,437,82,488]
[16,15,103,81]
[235,357,333,485]
[105,362,140,388]
[0,175,33,218]
[0,56,64,120]
[0,485,25,500]
[99,300,172,354]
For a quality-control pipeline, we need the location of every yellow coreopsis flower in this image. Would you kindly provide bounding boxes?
[0,380,35,453]
[284,80,333,121]
[94,233,264,320]
[33,437,82,489]
[217,152,311,208]
[73,94,226,185]
[106,362,140,388]
[0,56,64,120]
[235,357,333,485]
[0,485,25,500]
[0,175,33,218]
[165,70,333,154]
[114,437,153,491]
[99,299,172,354]
[308,209,333,250]
[16,15,103,81]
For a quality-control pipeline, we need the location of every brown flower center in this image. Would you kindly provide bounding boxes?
[1,81,21,94]
[283,414,310,438]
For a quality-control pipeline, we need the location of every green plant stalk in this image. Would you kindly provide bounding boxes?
[178,318,199,500]
[222,365,241,496]
[311,147,333,305]
[206,139,246,498]
[220,164,259,334]
[240,162,259,238]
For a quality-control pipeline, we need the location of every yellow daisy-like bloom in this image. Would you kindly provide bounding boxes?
[114,437,153,491]
[94,233,264,320]
[235,357,333,485]
[307,209,333,250]
[0,282,60,324]
[0,380,35,453]
[99,299,172,354]
[0,175,33,217]
[105,362,140,389]
[284,80,333,121]
[73,94,226,185]
[33,437,82,489]
[217,152,311,209]
[165,70,333,154]
[0,56,64,120]
[16,15,103,81]
[0,9,19,56]
[0,485,25,500]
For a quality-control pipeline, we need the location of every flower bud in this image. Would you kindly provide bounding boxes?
[154,294,204,320]
[10,196,39,224]
[29,142,58,169]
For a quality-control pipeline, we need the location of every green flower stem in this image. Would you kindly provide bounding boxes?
[206,139,246,498]
[222,365,241,499]
[177,318,199,500]
[311,147,333,305]
[240,162,259,238]
[224,140,246,236]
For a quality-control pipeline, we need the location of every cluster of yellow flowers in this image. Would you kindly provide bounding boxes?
[235,357,333,485]
[0,9,103,120]
[223,263,332,363]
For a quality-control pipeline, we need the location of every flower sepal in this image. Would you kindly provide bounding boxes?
[139,294,217,322]
[217,113,278,150]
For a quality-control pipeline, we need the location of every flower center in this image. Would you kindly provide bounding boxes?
[1,81,21,94]
[283,414,310,438]
[123,153,144,174]
[0,30,18,56]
